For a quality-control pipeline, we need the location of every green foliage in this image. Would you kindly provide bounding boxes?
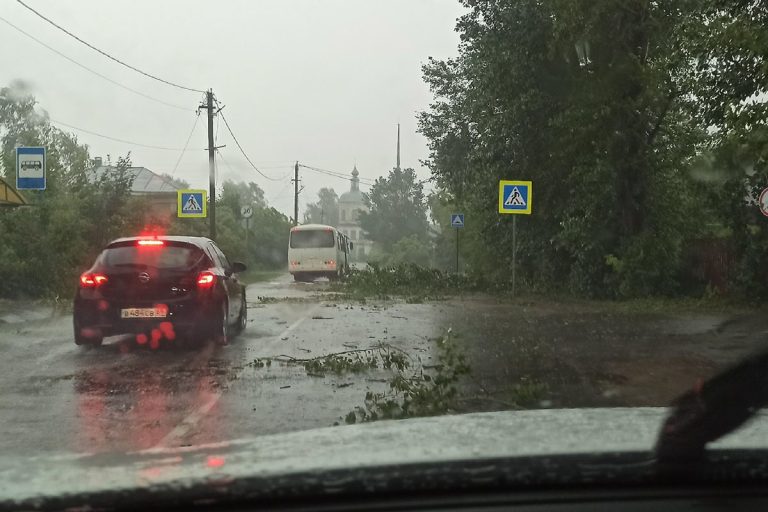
[0,83,144,298]
[416,0,768,298]
[348,331,471,423]
[369,234,432,268]
[336,263,485,300]
[304,188,340,226]
[358,167,429,251]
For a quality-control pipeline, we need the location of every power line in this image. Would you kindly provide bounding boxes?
[217,108,285,182]
[171,113,201,177]
[268,180,295,206]
[50,118,187,151]
[16,0,205,93]
[0,16,191,111]
[299,164,374,187]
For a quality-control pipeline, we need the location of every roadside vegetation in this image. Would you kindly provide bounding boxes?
[0,82,289,300]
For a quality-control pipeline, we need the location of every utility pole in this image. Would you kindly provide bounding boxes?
[293,161,300,226]
[204,89,216,239]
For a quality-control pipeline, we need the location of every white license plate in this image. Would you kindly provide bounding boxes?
[120,307,167,319]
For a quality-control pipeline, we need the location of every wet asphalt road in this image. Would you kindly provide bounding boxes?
[3,278,766,459]
[0,274,444,457]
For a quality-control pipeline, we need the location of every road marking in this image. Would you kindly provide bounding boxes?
[154,306,318,449]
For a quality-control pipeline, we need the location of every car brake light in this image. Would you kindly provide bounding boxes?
[80,272,108,287]
[197,271,215,288]
[138,240,164,246]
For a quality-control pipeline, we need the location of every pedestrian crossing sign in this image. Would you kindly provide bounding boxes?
[498,180,532,215]
[177,189,207,218]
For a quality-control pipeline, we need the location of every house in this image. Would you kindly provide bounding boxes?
[88,157,182,218]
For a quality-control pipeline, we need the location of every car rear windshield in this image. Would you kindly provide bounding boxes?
[101,244,206,269]
[290,230,335,249]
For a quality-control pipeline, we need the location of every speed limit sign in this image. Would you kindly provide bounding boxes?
[240,205,254,219]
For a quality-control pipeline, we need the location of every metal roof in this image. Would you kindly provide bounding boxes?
[89,165,180,194]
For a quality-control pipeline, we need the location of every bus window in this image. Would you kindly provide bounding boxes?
[290,229,335,249]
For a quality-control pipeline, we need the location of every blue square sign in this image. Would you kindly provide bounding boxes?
[451,213,465,228]
[498,180,532,215]
[177,189,207,218]
[16,146,46,190]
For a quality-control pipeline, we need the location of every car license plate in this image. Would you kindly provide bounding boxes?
[120,307,167,319]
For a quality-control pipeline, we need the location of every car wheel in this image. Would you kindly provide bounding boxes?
[73,318,103,347]
[233,295,247,336]
[214,300,229,345]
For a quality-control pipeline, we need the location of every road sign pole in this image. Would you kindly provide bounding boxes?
[456,227,460,274]
[512,215,517,297]
[245,217,249,254]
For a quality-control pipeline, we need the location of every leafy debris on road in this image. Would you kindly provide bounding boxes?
[246,344,410,377]
[345,331,470,424]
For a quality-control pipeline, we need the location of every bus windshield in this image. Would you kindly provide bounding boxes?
[290,229,335,249]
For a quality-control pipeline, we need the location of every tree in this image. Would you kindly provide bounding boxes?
[359,167,429,251]
[304,188,339,226]
[219,180,267,219]
[0,82,141,298]
[418,0,709,297]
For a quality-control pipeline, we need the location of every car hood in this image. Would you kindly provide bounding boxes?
[3,407,768,508]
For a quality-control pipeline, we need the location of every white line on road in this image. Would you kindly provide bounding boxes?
[154,306,319,449]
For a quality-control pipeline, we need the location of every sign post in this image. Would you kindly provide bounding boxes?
[498,180,533,296]
[16,146,46,190]
[241,205,254,253]
[451,213,465,274]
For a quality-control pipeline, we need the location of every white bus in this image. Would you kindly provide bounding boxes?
[288,224,352,282]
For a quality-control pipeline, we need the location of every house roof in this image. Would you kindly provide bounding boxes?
[89,165,181,194]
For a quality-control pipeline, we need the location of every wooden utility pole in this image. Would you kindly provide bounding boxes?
[205,89,216,239]
[293,161,299,226]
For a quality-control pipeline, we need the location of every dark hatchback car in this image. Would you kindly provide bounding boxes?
[73,236,247,347]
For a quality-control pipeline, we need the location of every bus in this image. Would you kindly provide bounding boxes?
[288,224,352,282]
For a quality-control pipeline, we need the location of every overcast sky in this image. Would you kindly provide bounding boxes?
[0,0,465,217]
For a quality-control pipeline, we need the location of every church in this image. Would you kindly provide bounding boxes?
[338,165,372,261]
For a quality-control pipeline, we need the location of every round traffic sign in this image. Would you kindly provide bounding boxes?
[241,205,254,219]
[760,188,768,217]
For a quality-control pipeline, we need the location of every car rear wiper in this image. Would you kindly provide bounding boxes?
[655,347,768,462]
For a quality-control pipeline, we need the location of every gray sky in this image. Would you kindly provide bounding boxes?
[0,0,465,217]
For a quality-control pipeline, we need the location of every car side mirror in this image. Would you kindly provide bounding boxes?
[231,261,247,274]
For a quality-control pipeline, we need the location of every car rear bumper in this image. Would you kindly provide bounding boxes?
[73,295,218,337]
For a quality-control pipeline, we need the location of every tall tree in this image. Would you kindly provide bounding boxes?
[419,0,706,297]
[359,167,428,250]
[304,188,339,226]
[219,180,267,219]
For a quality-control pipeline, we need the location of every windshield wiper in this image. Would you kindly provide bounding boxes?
[655,348,768,462]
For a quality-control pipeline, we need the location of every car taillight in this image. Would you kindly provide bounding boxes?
[80,272,108,287]
[324,259,336,266]
[197,271,216,288]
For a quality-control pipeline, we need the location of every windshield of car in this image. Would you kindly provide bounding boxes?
[290,230,335,249]
[101,243,205,269]
[1,0,767,504]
